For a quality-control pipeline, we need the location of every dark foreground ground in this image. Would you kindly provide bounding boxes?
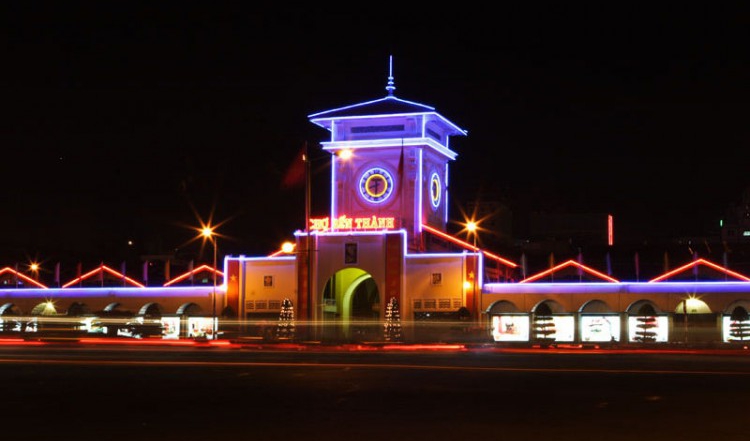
[0,340,749,441]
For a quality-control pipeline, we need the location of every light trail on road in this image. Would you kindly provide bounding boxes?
[0,356,749,376]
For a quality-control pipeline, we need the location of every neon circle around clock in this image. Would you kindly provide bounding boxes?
[359,167,394,203]
[430,172,441,208]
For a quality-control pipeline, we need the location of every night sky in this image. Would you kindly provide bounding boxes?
[2,3,749,275]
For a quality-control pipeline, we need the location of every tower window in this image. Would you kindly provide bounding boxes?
[426,128,441,141]
[351,125,405,133]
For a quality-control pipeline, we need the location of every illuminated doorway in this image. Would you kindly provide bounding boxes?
[321,267,380,341]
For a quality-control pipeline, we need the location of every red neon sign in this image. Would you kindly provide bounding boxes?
[310,215,395,232]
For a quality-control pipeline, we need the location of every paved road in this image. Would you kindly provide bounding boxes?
[1,341,749,441]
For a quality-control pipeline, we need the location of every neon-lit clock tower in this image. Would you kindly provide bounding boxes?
[308,58,467,250]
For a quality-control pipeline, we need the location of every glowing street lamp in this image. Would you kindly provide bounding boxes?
[29,262,40,281]
[201,225,218,339]
[281,241,296,254]
[466,221,478,248]
[465,220,480,319]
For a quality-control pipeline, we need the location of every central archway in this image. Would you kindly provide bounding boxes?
[321,267,380,341]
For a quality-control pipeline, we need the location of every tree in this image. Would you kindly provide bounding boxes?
[634,316,658,343]
[383,297,402,342]
[729,306,750,342]
[532,303,556,346]
[276,298,295,340]
[634,304,658,343]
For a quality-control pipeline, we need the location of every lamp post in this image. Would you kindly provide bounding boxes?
[466,221,479,320]
[202,226,217,339]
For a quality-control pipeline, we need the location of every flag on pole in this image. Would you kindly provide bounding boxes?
[54,262,60,287]
[692,251,699,277]
[605,252,612,276]
[723,251,729,281]
[143,260,149,285]
[164,259,171,282]
[398,143,404,182]
[281,142,308,189]
[76,262,82,286]
[121,261,127,286]
[520,253,527,280]
[663,251,670,273]
[548,253,555,282]
[188,259,194,284]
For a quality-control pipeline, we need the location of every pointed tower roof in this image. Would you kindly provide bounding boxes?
[308,56,467,138]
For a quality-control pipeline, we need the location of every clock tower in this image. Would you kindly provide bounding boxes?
[308,58,467,251]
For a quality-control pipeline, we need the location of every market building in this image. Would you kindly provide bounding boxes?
[2,62,750,344]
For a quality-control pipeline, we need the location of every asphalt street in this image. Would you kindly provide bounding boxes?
[1,342,749,441]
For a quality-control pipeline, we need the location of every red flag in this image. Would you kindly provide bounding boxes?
[281,142,308,188]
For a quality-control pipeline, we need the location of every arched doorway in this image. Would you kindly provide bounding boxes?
[321,268,380,341]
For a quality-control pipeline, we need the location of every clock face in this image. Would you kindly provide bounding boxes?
[430,172,441,209]
[359,167,394,204]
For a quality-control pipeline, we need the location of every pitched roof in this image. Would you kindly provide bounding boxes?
[309,95,435,119]
[649,258,750,282]
[520,259,620,283]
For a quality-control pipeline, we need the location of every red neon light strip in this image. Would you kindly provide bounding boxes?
[520,259,620,283]
[62,265,145,288]
[648,258,750,283]
[0,267,48,289]
[421,224,518,268]
[163,264,225,287]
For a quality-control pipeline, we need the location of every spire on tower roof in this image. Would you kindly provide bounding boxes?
[385,55,395,96]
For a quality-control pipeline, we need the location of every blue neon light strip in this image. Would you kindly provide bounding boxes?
[483,281,750,295]
[0,286,219,298]
[322,137,456,161]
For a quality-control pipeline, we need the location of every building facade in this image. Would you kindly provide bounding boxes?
[3,63,750,345]
[223,66,750,344]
